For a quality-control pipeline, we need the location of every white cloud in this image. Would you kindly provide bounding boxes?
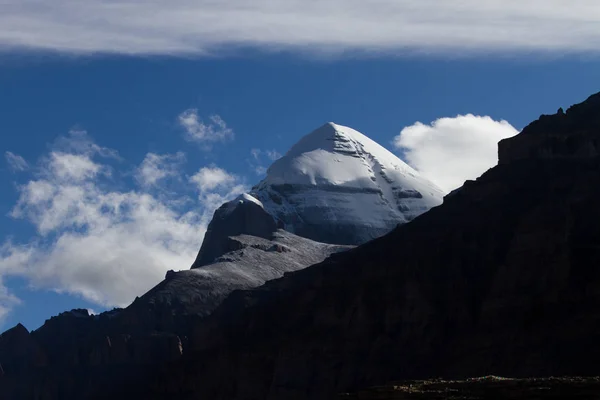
[265,150,282,161]
[190,166,247,217]
[179,110,233,145]
[1,1,599,56]
[0,276,21,323]
[5,152,29,172]
[394,114,519,192]
[135,152,186,187]
[0,131,244,322]
[190,166,237,192]
[250,148,261,161]
[248,148,281,176]
[47,152,103,182]
[55,129,120,160]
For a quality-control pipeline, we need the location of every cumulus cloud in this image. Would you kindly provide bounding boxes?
[46,152,104,182]
[5,152,29,172]
[394,114,519,192]
[1,1,599,56]
[190,166,236,192]
[179,110,233,145]
[0,130,244,322]
[135,152,186,187]
[190,166,247,217]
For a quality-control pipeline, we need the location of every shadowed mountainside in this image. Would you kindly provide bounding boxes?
[2,92,600,399]
[130,91,600,400]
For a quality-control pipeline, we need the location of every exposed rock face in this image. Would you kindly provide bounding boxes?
[192,193,278,268]
[144,230,352,319]
[118,91,600,400]
[143,154,600,400]
[499,92,600,163]
[0,323,46,374]
[0,219,351,399]
[3,93,600,400]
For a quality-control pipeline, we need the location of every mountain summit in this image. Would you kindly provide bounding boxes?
[235,123,443,246]
[193,122,444,268]
[0,122,445,399]
[5,91,600,399]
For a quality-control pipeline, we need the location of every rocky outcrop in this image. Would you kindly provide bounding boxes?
[2,309,185,370]
[499,92,600,163]
[142,230,352,319]
[192,194,278,268]
[0,323,46,374]
[0,231,351,399]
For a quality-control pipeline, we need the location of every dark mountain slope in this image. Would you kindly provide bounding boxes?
[2,92,600,400]
[132,91,600,399]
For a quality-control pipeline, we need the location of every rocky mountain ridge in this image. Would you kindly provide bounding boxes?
[1,121,438,398]
[131,91,600,399]
[2,92,600,399]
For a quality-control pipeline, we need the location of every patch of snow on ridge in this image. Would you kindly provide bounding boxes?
[224,193,264,215]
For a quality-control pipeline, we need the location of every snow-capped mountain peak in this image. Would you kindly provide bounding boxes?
[245,122,445,245]
[264,122,433,189]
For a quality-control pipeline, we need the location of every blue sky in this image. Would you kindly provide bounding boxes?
[1,1,600,331]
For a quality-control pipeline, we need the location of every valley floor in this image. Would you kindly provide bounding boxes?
[339,377,600,399]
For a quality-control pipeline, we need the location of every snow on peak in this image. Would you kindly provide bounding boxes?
[242,122,446,245]
[223,193,265,216]
[263,122,439,192]
[235,193,264,208]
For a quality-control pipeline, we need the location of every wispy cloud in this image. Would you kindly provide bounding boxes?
[178,110,233,146]
[251,148,262,162]
[1,1,599,56]
[5,152,29,172]
[0,277,21,322]
[0,130,244,323]
[265,150,282,161]
[135,152,186,187]
[248,148,281,176]
[393,114,519,192]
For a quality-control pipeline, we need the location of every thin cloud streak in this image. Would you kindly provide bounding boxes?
[5,152,29,172]
[1,1,600,56]
[179,110,234,145]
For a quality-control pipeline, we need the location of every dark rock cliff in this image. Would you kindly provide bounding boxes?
[192,194,278,268]
[0,218,350,399]
[2,91,600,400]
[498,92,600,163]
[149,157,600,400]
[134,91,600,400]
